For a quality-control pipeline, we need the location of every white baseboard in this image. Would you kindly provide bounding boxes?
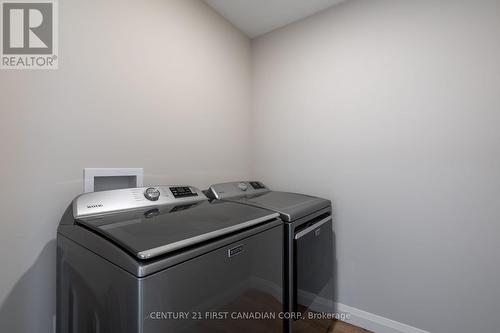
[249,277,429,333]
[335,303,430,333]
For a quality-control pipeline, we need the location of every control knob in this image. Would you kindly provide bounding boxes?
[144,187,160,201]
[238,182,248,191]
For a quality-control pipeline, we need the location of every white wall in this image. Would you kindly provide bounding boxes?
[252,1,500,332]
[0,0,251,332]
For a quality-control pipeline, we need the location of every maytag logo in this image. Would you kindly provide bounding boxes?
[1,0,58,69]
[87,204,103,209]
[228,244,244,258]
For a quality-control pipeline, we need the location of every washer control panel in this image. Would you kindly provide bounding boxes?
[207,181,270,200]
[74,185,206,218]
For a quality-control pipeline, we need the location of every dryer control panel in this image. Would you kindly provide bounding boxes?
[207,181,270,200]
[74,185,206,218]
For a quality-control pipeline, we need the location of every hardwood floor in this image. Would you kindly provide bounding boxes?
[293,306,373,333]
[328,320,373,333]
[206,289,373,333]
[293,311,374,333]
[292,309,372,333]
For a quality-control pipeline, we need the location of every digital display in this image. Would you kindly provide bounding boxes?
[170,186,198,198]
[249,181,265,190]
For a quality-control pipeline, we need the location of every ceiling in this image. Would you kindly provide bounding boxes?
[204,0,346,38]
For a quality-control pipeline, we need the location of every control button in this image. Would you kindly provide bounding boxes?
[144,187,160,201]
[238,182,248,191]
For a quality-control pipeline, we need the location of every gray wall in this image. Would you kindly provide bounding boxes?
[251,0,500,332]
[3,1,500,332]
[0,0,251,332]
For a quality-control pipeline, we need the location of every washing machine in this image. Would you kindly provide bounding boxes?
[57,185,283,333]
[207,181,334,333]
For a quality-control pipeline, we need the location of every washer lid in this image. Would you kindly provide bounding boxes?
[235,191,330,222]
[76,201,279,260]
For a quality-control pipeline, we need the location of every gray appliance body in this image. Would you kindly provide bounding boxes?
[57,186,283,333]
[207,182,334,333]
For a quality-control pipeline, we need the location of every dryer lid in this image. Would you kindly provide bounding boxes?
[207,182,330,222]
[238,191,330,222]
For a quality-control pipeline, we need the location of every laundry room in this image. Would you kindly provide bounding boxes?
[0,0,499,333]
